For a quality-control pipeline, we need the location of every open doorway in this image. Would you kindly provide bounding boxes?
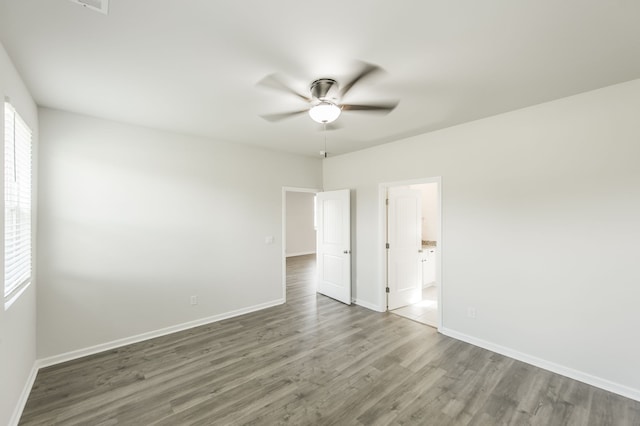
[282,187,320,302]
[380,178,441,328]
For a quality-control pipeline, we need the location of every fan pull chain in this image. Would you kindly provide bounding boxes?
[323,122,328,158]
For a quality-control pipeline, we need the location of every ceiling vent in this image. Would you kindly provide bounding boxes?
[69,0,109,15]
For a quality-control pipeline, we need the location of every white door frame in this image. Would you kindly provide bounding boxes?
[282,186,321,302]
[378,177,443,328]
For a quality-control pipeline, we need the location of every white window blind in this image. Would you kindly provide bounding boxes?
[4,101,32,301]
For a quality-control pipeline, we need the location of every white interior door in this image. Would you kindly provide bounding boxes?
[387,186,422,310]
[316,189,351,305]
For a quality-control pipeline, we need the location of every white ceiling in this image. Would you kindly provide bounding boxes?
[1,0,639,157]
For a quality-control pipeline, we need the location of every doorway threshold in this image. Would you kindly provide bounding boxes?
[390,286,438,328]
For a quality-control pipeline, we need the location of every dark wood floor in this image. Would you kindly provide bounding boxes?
[20,254,640,425]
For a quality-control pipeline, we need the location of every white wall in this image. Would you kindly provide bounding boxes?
[286,191,316,257]
[0,42,38,426]
[36,108,322,359]
[410,183,438,241]
[324,79,640,398]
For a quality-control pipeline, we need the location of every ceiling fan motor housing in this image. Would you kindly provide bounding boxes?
[310,78,338,101]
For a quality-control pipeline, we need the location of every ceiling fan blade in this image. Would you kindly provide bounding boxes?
[260,109,309,122]
[341,101,398,113]
[257,74,311,102]
[339,62,383,98]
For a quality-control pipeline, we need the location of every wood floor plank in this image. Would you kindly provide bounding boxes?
[19,254,640,425]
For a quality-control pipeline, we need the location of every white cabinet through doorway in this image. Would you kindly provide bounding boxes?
[422,247,436,287]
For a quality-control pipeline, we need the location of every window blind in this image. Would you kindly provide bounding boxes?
[4,101,32,300]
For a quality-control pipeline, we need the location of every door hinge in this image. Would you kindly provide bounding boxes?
[386,287,390,293]
[385,243,390,249]
[386,198,389,205]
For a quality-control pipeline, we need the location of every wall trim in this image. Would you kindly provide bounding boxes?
[38,298,284,368]
[285,251,316,258]
[354,298,385,312]
[9,362,39,426]
[440,327,640,403]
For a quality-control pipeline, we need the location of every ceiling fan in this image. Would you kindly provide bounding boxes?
[258,62,398,125]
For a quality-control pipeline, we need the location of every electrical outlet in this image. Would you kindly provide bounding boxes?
[265,236,274,245]
[467,307,476,318]
[190,295,197,305]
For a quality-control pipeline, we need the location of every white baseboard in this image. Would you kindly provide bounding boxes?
[439,327,640,403]
[353,298,385,312]
[285,251,316,258]
[38,298,285,368]
[9,362,39,426]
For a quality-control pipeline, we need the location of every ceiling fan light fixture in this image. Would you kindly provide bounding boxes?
[309,102,341,124]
